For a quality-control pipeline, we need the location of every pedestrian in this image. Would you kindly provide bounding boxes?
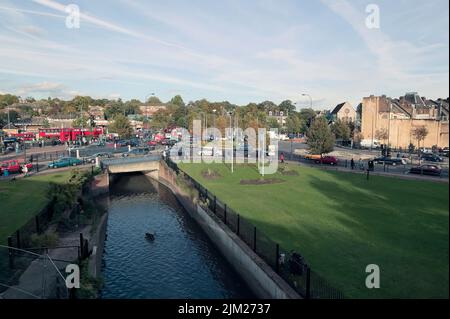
[350,158,355,170]
[280,152,285,163]
[22,164,28,177]
[359,158,364,170]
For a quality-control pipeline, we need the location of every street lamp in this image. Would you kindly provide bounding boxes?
[212,109,217,140]
[145,93,155,124]
[227,111,234,173]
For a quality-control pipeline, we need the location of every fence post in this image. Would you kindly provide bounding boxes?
[16,230,21,249]
[8,236,13,268]
[224,204,227,224]
[35,215,40,234]
[306,266,311,299]
[237,214,240,236]
[253,227,257,251]
[79,233,84,257]
[275,243,279,273]
[36,155,39,172]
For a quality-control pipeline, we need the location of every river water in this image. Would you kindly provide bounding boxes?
[99,173,253,299]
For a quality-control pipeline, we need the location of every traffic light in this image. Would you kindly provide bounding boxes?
[386,147,391,158]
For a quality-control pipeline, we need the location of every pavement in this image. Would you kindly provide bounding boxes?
[287,159,449,183]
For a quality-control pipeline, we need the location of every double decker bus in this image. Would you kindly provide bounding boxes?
[9,132,37,141]
[38,127,105,142]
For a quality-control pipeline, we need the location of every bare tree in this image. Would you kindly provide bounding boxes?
[412,126,429,151]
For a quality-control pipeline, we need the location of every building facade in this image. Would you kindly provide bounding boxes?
[330,102,356,123]
[359,93,449,148]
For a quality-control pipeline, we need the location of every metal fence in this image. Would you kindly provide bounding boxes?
[286,153,449,178]
[166,157,344,299]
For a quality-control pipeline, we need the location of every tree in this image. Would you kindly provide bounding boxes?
[124,99,143,115]
[299,108,316,130]
[109,114,133,138]
[169,95,185,107]
[331,119,351,141]
[412,126,429,151]
[306,117,335,155]
[0,94,19,108]
[72,116,89,128]
[43,119,50,128]
[0,110,19,127]
[147,96,162,105]
[278,100,296,114]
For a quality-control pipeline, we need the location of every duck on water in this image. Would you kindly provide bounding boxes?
[145,232,155,241]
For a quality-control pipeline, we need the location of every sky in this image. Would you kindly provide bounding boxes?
[0,0,448,109]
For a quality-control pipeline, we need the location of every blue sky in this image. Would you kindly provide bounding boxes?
[0,0,448,109]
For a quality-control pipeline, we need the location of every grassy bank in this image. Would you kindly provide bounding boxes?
[0,172,72,244]
[179,162,449,298]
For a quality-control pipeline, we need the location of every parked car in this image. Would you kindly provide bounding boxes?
[0,160,33,175]
[122,147,150,157]
[420,154,444,162]
[85,152,112,163]
[304,153,322,160]
[373,156,407,166]
[147,140,157,146]
[48,157,82,168]
[439,147,449,157]
[409,164,442,176]
[419,147,433,154]
[314,156,338,165]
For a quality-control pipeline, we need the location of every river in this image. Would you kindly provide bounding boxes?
[99,173,253,299]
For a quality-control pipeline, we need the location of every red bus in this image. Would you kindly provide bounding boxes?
[38,127,104,142]
[10,132,36,141]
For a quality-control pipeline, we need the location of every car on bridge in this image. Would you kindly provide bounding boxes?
[122,147,150,157]
[48,157,83,168]
[409,164,442,176]
[85,152,113,164]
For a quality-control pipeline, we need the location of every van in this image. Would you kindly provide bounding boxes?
[360,139,381,149]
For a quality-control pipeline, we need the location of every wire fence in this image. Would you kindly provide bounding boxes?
[0,245,74,299]
[166,157,344,299]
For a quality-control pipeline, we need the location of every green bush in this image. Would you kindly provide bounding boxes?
[29,232,59,248]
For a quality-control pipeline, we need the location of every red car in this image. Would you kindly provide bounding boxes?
[314,156,338,165]
[0,160,33,175]
[147,140,157,146]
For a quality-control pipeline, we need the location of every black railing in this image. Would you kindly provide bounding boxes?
[166,157,344,299]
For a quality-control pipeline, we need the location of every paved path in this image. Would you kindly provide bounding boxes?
[287,160,449,183]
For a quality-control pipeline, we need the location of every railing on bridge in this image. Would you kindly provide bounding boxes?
[100,155,161,167]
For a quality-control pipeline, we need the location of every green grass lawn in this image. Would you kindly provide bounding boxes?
[179,162,449,298]
[0,171,72,244]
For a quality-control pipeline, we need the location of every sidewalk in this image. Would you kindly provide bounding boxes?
[287,160,449,184]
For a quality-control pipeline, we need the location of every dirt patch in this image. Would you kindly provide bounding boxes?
[240,178,285,185]
[278,166,299,176]
[201,169,222,180]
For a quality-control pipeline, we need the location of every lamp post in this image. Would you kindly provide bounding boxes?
[227,112,234,173]
[145,93,155,125]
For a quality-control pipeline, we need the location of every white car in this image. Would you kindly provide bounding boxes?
[198,147,222,156]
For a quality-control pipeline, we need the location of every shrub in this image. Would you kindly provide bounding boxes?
[29,232,59,248]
